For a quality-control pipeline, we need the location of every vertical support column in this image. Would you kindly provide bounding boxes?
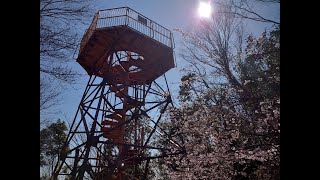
[77,79,107,179]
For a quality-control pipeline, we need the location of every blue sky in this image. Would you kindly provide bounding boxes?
[53,0,279,123]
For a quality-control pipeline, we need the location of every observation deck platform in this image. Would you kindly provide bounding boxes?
[77,7,175,83]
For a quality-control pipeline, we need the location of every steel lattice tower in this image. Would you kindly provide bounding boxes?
[53,7,185,180]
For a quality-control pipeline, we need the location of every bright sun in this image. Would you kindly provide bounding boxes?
[198,1,212,18]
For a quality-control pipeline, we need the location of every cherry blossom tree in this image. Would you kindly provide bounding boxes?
[157,12,280,179]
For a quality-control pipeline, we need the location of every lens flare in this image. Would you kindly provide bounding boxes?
[198,1,212,18]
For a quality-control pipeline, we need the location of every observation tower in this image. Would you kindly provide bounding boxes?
[53,7,184,180]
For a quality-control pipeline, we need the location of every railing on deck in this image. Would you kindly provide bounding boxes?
[79,7,174,53]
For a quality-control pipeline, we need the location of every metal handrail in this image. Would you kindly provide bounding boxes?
[79,12,99,53]
[79,7,174,52]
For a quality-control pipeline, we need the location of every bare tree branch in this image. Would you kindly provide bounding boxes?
[216,0,280,25]
[176,4,251,117]
[40,0,95,120]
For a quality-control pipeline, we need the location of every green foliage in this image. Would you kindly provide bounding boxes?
[40,119,68,166]
[178,73,197,102]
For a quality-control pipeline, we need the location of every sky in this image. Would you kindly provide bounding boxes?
[52,0,280,123]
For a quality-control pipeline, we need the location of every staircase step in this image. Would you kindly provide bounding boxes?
[101,127,122,133]
[101,120,118,126]
[103,133,122,139]
[106,113,123,121]
[114,109,126,116]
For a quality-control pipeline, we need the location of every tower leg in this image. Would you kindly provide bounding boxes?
[53,52,184,180]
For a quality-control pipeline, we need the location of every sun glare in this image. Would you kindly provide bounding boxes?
[198,1,212,18]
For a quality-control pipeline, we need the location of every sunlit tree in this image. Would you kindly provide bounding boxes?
[159,7,279,178]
